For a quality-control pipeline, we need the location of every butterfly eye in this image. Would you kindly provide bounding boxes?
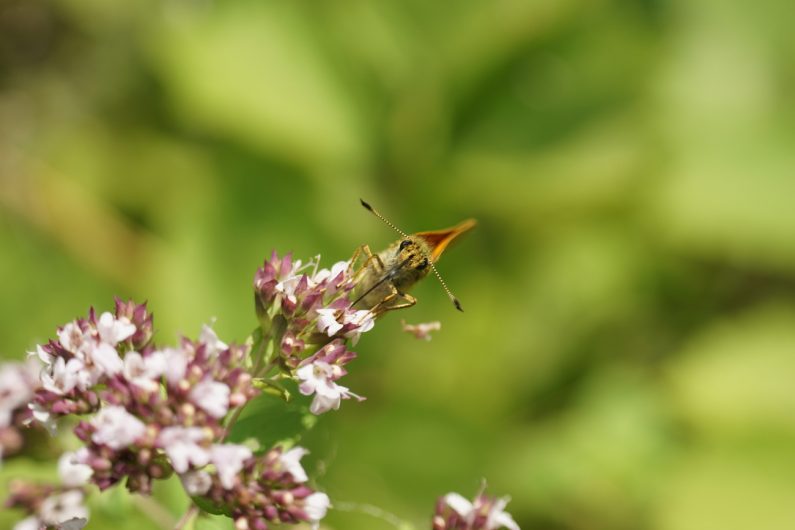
[416,257,429,270]
[399,240,412,251]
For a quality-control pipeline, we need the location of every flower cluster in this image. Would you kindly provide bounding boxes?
[433,489,519,530]
[22,299,334,529]
[184,445,329,530]
[6,451,92,530]
[0,359,40,461]
[254,252,374,413]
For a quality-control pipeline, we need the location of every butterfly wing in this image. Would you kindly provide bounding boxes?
[413,218,477,262]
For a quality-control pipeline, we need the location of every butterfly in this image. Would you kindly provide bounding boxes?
[351,199,476,316]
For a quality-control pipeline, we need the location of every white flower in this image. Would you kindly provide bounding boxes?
[180,470,212,496]
[13,516,40,530]
[296,361,347,414]
[485,497,519,530]
[87,343,123,376]
[279,446,309,483]
[57,322,87,355]
[39,490,89,527]
[189,380,230,418]
[312,261,348,285]
[30,344,54,367]
[0,362,38,426]
[41,357,85,395]
[157,426,210,473]
[91,405,146,450]
[58,450,93,487]
[303,492,331,527]
[96,312,136,345]
[342,310,375,345]
[315,308,343,336]
[444,493,474,518]
[123,351,166,391]
[443,493,519,530]
[210,444,252,489]
[29,402,56,435]
[163,348,188,385]
[199,324,228,358]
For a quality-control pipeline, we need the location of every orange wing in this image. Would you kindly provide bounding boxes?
[414,218,477,262]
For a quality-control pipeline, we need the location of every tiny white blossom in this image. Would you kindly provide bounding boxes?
[210,444,252,489]
[29,402,56,435]
[123,351,166,392]
[57,322,87,355]
[312,261,348,285]
[444,493,474,517]
[39,490,89,527]
[189,380,231,418]
[443,493,519,530]
[157,426,210,473]
[180,470,212,496]
[30,344,54,367]
[304,492,330,527]
[199,324,228,358]
[87,343,123,376]
[41,357,85,395]
[485,497,520,530]
[58,451,93,487]
[342,310,375,345]
[315,308,343,336]
[163,348,188,385]
[96,312,136,345]
[13,516,40,530]
[91,405,146,450]
[296,361,357,415]
[279,446,309,483]
[0,362,38,425]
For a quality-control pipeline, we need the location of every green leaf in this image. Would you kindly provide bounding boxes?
[227,383,316,448]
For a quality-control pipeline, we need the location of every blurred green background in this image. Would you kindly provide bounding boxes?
[2,0,795,529]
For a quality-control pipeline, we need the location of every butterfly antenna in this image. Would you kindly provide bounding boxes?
[360,199,410,238]
[428,260,464,312]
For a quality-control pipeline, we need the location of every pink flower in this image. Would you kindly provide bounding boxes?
[190,380,231,419]
[90,406,146,450]
[157,426,210,473]
[209,444,252,489]
[401,320,441,341]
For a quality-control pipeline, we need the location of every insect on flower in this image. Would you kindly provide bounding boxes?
[351,199,476,316]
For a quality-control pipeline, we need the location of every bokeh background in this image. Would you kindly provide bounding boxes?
[2,0,795,529]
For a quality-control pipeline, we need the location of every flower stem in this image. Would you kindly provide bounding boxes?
[173,505,199,530]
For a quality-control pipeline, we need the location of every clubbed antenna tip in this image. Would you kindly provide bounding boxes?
[453,298,463,312]
[360,198,373,211]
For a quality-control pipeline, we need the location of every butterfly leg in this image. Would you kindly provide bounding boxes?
[350,244,386,280]
[368,285,417,316]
